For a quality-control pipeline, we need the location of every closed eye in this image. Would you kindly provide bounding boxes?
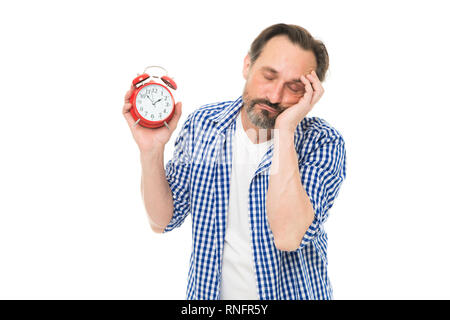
[287,83,305,93]
[263,73,276,81]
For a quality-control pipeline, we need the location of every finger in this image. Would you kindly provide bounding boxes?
[306,72,322,92]
[122,101,132,114]
[306,73,324,106]
[311,70,321,82]
[168,102,183,130]
[122,102,136,128]
[300,75,314,105]
[310,89,323,106]
[124,84,135,103]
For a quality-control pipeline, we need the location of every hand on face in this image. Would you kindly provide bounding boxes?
[274,70,324,132]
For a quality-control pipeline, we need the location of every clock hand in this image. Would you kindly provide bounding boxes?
[154,98,162,105]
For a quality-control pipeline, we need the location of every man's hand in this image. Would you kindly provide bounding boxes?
[122,84,183,153]
[274,70,324,132]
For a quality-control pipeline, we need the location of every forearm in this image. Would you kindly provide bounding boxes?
[140,148,174,233]
[266,130,314,251]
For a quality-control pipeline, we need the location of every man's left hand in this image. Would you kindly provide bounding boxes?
[274,70,324,132]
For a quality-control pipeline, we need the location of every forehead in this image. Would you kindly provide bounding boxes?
[254,35,317,76]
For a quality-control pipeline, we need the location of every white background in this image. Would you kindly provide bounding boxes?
[1,0,449,299]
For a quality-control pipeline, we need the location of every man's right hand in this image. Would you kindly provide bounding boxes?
[122,85,183,153]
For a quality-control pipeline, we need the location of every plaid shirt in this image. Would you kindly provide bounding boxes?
[163,96,346,300]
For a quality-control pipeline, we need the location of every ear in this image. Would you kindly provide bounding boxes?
[242,54,251,80]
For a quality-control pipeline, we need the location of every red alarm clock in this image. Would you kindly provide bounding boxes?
[129,66,177,129]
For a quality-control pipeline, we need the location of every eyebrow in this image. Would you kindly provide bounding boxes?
[261,66,303,83]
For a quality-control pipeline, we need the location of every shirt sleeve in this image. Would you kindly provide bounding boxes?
[162,114,193,233]
[298,131,346,249]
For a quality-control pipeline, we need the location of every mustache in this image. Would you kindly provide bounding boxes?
[250,99,283,111]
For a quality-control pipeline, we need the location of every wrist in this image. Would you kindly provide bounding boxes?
[140,145,165,160]
[274,127,295,141]
[274,121,298,134]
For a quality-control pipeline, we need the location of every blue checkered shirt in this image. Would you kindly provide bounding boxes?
[163,96,346,300]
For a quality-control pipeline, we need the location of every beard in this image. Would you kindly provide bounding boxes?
[242,89,286,129]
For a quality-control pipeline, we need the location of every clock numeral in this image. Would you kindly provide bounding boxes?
[163,109,166,113]
[140,107,143,111]
[144,111,148,116]
[151,114,154,119]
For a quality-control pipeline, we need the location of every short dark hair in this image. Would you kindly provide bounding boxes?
[249,23,329,81]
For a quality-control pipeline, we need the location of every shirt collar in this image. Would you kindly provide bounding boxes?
[209,96,243,133]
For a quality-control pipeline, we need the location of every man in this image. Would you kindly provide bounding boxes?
[123,23,346,300]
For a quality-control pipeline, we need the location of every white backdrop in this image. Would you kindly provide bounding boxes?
[1,0,449,299]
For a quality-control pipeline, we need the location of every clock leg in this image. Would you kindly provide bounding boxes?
[133,118,141,128]
[164,121,170,130]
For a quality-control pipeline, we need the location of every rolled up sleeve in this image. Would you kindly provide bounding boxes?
[163,115,193,233]
[298,132,346,249]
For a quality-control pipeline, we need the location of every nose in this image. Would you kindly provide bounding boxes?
[267,81,284,105]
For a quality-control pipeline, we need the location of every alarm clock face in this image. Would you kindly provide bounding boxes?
[135,84,174,122]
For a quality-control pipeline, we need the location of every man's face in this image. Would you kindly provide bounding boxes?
[242,35,318,129]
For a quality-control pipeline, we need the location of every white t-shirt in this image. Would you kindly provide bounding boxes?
[219,110,273,300]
